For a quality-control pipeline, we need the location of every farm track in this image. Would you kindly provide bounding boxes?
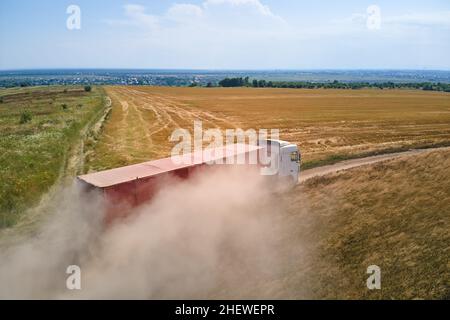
[299,146,450,183]
[124,87,239,129]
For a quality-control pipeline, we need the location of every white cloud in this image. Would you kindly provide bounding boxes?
[113,0,284,31]
[100,1,290,69]
[123,4,159,29]
[204,0,275,17]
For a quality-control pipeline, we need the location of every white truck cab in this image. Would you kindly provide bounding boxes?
[260,139,301,184]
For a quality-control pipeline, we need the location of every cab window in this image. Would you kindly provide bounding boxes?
[290,151,299,162]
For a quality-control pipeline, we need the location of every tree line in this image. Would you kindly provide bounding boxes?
[216,77,450,92]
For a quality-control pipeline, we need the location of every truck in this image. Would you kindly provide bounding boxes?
[77,139,300,223]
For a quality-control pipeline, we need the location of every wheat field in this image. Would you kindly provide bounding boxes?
[85,86,450,172]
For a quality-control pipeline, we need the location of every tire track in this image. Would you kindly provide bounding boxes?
[299,146,450,183]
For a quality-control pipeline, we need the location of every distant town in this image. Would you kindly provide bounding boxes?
[1,69,450,89]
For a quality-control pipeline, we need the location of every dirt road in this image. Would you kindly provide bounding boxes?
[299,146,450,183]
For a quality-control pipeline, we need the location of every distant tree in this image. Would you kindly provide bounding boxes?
[218,78,229,87]
[423,83,433,91]
[61,103,68,110]
[258,80,266,88]
[84,85,92,92]
[219,77,245,87]
[218,77,449,92]
[206,82,213,88]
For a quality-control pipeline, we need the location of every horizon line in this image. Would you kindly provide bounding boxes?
[1,68,450,72]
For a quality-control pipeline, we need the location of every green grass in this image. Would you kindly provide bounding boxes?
[0,86,106,228]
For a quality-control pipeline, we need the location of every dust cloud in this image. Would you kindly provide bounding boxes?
[0,166,291,299]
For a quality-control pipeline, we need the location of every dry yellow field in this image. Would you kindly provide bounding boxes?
[277,148,450,299]
[85,86,450,172]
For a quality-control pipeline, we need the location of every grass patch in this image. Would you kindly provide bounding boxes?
[19,110,32,124]
[0,86,106,228]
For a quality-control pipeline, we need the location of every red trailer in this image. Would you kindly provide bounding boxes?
[77,143,264,223]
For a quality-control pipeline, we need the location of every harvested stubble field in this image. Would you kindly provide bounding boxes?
[85,86,450,172]
[277,148,450,299]
[1,85,449,299]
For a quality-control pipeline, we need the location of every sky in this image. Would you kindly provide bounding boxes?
[0,0,449,70]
